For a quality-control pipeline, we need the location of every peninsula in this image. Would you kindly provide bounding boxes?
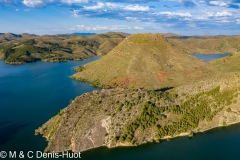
[35,33,240,153]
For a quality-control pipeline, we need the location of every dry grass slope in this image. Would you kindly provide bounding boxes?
[72,33,213,90]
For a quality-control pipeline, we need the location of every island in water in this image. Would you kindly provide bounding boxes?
[29,33,240,153]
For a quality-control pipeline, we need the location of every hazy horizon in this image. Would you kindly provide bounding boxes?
[1,0,240,36]
[1,31,240,37]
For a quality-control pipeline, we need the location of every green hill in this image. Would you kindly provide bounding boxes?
[0,32,128,64]
[72,33,213,90]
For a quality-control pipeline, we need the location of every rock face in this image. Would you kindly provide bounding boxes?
[35,90,110,152]
[36,72,240,153]
[72,33,213,90]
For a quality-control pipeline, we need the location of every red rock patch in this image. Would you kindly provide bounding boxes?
[158,73,165,82]
[120,76,135,86]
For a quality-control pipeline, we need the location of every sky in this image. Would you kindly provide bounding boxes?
[0,0,240,35]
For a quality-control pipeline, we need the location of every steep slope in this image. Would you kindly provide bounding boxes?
[72,33,213,90]
[210,50,240,72]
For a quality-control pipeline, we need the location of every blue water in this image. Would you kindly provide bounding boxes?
[192,53,229,62]
[82,123,240,160]
[0,57,99,158]
[1,56,240,160]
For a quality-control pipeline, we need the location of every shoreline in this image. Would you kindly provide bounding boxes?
[0,56,100,65]
[36,84,240,153]
[34,51,240,154]
[77,120,240,154]
[37,119,240,154]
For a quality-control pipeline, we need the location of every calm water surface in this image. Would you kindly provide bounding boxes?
[1,56,240,160]
[192,53,229,62]
[0,57,99,159]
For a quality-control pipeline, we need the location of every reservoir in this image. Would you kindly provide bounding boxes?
[0,57,99,159]
[192,53,230,62]
[1,56,240,160]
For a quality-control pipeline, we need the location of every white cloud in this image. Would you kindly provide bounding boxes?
[23,0,44,7]
[123,4,150,11]
[61,0,88,4]
[219,20,230,23]
[215,11,232,17]
[69,24,143,31]
[193,15,208,20]
[209,1,227,7]
[72,9,79,17]
[205,11,214,17]
[22,0,54,8]
[84,2,104,10]
[156,11,192,17]
[105,2,119,9]
[134,26,143,30]
[83,2,150,11]
[126,17,140,22]
[21,0,87,7]
[237,19,240,24]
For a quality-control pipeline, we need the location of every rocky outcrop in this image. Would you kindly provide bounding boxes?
[36,72,240,153]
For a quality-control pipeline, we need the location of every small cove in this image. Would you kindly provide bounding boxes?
[192,53,230,62]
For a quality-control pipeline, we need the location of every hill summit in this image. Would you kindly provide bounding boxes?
[72,33,213,89]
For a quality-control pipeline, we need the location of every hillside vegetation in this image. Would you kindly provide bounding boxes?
[36,72,240,152]
[35,33,240,153]
[209,52,240,73]
[71,33,213,90]
[0,32,128,64]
